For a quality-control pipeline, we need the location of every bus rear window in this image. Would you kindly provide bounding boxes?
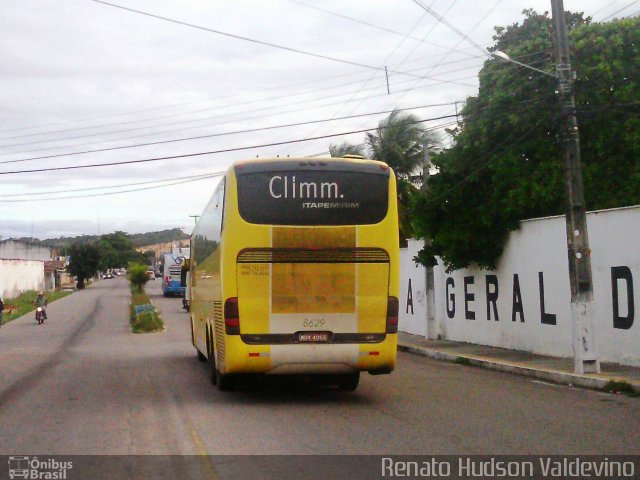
[237,170,389,225]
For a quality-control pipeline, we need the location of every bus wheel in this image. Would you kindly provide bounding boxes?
[337,372,360,392]
[208,355,218,385]
[216,369,234,391]
[197,350,206,362]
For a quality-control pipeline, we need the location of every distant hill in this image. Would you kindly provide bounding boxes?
[14,228,189,249]
[128,229,190,247]
[15,235,98,249]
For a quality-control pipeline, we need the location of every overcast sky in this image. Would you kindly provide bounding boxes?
[0,0,634,240]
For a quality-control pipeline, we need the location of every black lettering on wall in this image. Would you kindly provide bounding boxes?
[406,278,414,315]
[612,266,634,330]
[512,274,525,323]
[485,275,499,321]
[538,272,557,325]
[464,276,475,320]
[446,277,455,319]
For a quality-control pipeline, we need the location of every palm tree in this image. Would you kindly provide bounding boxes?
[329,142,366,158]
[365,110,441,242]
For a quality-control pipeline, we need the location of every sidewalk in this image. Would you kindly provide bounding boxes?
[397,332,640,394]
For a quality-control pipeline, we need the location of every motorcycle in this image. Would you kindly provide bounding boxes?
[35,306,46,324]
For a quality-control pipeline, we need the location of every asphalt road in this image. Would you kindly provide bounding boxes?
[0,277,638,479]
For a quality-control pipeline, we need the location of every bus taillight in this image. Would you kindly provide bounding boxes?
[224,297,240,335]
[165,276,170,284]
[386,296,399,334]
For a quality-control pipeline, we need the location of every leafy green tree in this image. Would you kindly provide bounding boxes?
[96,240,119,272]
[142,250,156,265]
[412,11,640,271]
[100,231,145,267]
[68,243,101,289]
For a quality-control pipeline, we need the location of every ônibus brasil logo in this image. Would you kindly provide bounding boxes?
[8,456,73,480]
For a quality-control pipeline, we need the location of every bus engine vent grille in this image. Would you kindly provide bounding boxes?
[237,248,389,264]
[213,301,225,368]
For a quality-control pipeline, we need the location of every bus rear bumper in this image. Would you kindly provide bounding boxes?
[267,363,357,375]
[221,336,397,376]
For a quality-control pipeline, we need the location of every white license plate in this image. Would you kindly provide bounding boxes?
[297,331,330,343]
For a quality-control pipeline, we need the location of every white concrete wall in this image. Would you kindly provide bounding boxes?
[399,239,428,337]
[0,259,46,299]
[0,240,52,261]
[399,205,640,366]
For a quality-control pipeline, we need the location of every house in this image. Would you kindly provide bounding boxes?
[0,239,55,299]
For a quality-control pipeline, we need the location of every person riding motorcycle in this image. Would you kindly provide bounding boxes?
[34,291,48,320]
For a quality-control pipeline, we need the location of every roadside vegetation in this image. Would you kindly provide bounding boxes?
[1,290,71,325]
[603,381,639,398]
[127,263,163,334]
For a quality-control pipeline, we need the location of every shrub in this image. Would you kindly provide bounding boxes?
[127,263,150,293]
[128,285,163,334]
[131,311,163,334]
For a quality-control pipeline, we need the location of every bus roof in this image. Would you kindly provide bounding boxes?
[230,157,391,176]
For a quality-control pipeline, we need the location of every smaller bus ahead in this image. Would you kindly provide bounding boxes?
[190,157,399,391]
[161,249,190,297]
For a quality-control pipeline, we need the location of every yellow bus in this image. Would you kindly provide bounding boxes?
[189,157,399,391]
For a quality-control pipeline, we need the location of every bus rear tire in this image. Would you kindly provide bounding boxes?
[337,372,360,392]
[208,355,218,385]
[216,369,234,391]
[197,349,206,362]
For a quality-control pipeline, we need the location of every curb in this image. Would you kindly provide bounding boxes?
[398,343,640,393]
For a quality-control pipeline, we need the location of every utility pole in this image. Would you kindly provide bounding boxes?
[188,214,200,225]
[422,141,437,340]
[551,0,599,374]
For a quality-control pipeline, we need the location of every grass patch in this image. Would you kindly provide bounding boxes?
[2,290,71,325]
[454,356,472,366]
[129,287,163,333]
[603,381,639,397]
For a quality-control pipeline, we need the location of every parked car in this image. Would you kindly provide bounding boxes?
[146,270,156,280]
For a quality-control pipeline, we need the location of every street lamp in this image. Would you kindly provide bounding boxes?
[489,50,556,78]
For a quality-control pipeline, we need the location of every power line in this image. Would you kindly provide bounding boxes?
[0,66,478,153]
[285,0,502,156]
[410,0,492,57]
[0,73,477,157]
[0,50,483,140]
[0,172,221,198]
[279,0,438,157]
[0,114,459,176]
[88,0,475,87]
[290,62,556,157]
[0,173,225,203]
[390,0,504,108]
[0,103,460,165]
[592,0,623,16]
[0,55,478,144]
[306,118,461,157]
[600,0,639,20]
[288,0,481,58]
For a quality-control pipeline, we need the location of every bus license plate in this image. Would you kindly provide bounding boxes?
[298,332,330,343]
